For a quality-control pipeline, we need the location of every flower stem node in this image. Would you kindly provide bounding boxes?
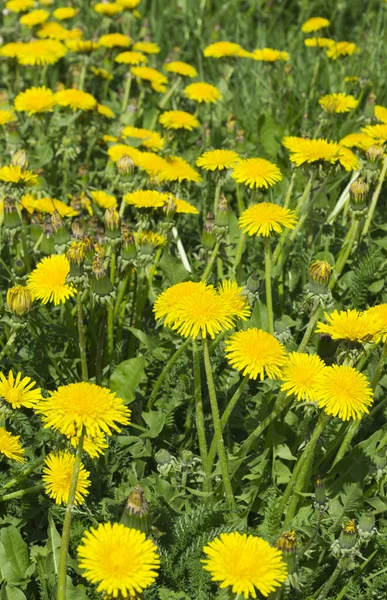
[276,531,297,574]
[120,485,150,535]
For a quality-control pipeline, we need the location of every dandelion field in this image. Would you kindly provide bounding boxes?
[2,0,387,598]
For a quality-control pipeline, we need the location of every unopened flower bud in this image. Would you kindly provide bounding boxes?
[13,258,26,276]
[366,145,384,163]
[364,91,376,118]
[349,178,369,209]
[91,255,114,301]
[276,531,297,574]
[117,154,135,175]
[104,208,120,239]
[78,163,88,177]
[120,485,150,534]
[11,150,28,169]
[155,448,171,465]
[163,194,177,220]
[246,273,260,293]
[374,452,387,471]
[3,196,21,231]
[201,212,216,250]
[6,285,33,316]
[215,194,229,227]
[358,513,375,533]
[315,475,327,506]
[40,216,55,255]
[226,114,236,134]
[339,520,357,550]
[121,228,137,261]
[71,219,84,239]
[308,260,332,293]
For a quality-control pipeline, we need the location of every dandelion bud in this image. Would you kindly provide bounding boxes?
[364,91,376,118]
[121,228,137,262]
[349,178,369,209]
[374,452,387,471]
[314,475,327,506]
[276,531,297,574]
[11,150,28,170]
[366,144,384,163]
[117,153,135,175]
[226,114,236,134]
[91,255,114,302]
[308,260,332,293]
[104,208,121,240]
[13,258,26,276]
[3,196,21,231]
[120,485,150,534]
[40,216,55,255]
[163,194,177,220]
[6,285,33,316]
[358,513,375,534]
[67,241,86,265]
[201,212,216,250]
[215,194,229,228]
[78,163,88,177]
[246,272,260,293]
[339,520,357,550]
[155,448,171,465]
[71,219,84,239]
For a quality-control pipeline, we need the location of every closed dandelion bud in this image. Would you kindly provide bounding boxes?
[117,153,135,175]
[308,260,332,293]
[366,144,384,163]
[163,195,177,220]
[11,150,28,170]
[315,475,327,506]
[13,258,26,276]
[67,241,85,279]
[226,114,236,134]
[6,285,33,316]
[121,228,137,262]
[215,194,229,227]
[3,197,21,231]
[41,217,55,255]
[246,273,260,293]
[358,513,375,534]
[71,219,84,239]
[120,485,150,535]
[349,178,369,210]
[339,520,357,550]
[51,211,70,248]
[365,91,376,118]
[374,452,387,472]
[91,255,115,302]
[155,449,171,465]
[78,163,88,177]
[201,212,216,250]
[276,530,297,574]
[83,236,95,265]
[104,208,121,240]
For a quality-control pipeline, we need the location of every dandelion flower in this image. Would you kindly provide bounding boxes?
[6,285,33,316]
[365,305,387,342]
[135,230,165,248]
[0,428,25,463]
[326,41,359,60]
[107,144,142,165]
[17,40,67,65]
[30,197,78,217]
[316,309,385,343]
[0,165,38,186]
[164,61,197,78]
[231,158,282,189]
[55,89,97,111]
[304,37,335,48]
[301,17,330,33]
[203,41,242,58]
[0,371,42,409]
[375,105,387,124]
[217,280,251,321]
[253,48,290,62]
[315,365,373,420]
[282,137,342,166]
[14,86,55,116]
[43,451,90,505]
[184,82,221,103]
[319,93,358,114]
[131,66,167,92]
[97,103,115,119]
[69,430,108,458]
[98,33,131,48]
[90,190,118,210]
[337,147,359,171]
[0,110,17,126]
[202,532,287,598]
[53,7,79,19]
[136,152,168,176]
[77,522,160,597]
[116,0,140,8]
[238,202,296,237]
[94,2,122,16]
[124,190,169,209]
[339,132,375,151]
[174,198,199,214]
[196,149,240,171]
[122,126,164,151]
[66,40,100,53]
[159,110,199,131]
[0,42,26,59]
[361,124,387,144]
[158,156,202,183]
[6,0,34,12]
[281,353,326,401]
[225,328,287,380]
[19,9,50,27]
[35,382,131,438]
[132,41,160,54]
[115,51,147,65]
[27,254,75,305]
[91,67,113,81]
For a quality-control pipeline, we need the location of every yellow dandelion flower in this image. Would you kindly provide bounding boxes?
[196,149,240,171]
[103,134,118,143]
[77,522,160,597]
[55,89,97,111]
[91,67,113,80]
[32,197,78,217]
[375,105,387,124]
[164,61,197,78]
[115,50,147,65]
[301,17,330,33]
[253,48,290,62]
[98,33,131,48]
[316,309,385,343]
[237,49,256,58]
[203,41,242,58]
[90,190,118,210]
[217,280,251,321]
[280,353,326,401]
[132,41,160,54]
[19,9,49,27]
[0,428,25,463]
[69,430,108,458]
[153,282,201,325]
[66,40,100,52]
[319,93,358,114]
[337,146,359,171]
[158,156,202,183]
[107,144,143,165]
[14,86,55,116]
[231,158,282,189]
[339,132,375,151]
[315,365,373,421]
[202,532,287,598]
[123,190,169,209]
[122,126,164,151]
[282,136,343,166]
[53,7,79,19]
[174,198,199,214]
[97,103,115,119]
[42,451,90,505]
[0,110,17,126]
[344,76,359,83]
[225,328,287,380]
[361,123,387,144]
[326,41,359,60]
[0,165,38,186]
[17,40,67,65]
[239,202,297,237]
[135,230,165,248]
[116,0,140,8]
[27,254,75,305]
[136,151,168,176]
[0,370,42,409]
[0,42,26,59]
[159,109,199,131]
[94,2,122,16]
[5,0,34,13]
[131,66,168,92]
[35,382,131,438]
[304,37,335,48]
[366,305,387,342]
[37,22,82,41]
[184,81,222,103]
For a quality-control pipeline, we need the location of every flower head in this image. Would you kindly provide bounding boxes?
[159,110,199,131]
[339,132,375,151]
[158,156,202,183]
[239,202,297,237]
[203,41,242,58]
[315,365,373,420]
[122,126,164,151]
[27,254,75,305]
[319,93,358,114]
[316,309,385,343]
[217,280,251,321]
[184,81,222,103]
[17,40,67,65]
[327,41,359,60]
[97,103,115,119]
[196,149,240,171]
[301,17,330,33]
[37,22,82,41]
[225,328,287,380]
[6,0,34,12]
[35,382,131,438]
[116,0,140,8]
[130,66,167,92]
[365,305,387,342]
[304,37,335,48]
[98,33,131,48]
[174,198,199,214]
[55,89,97,111]
[66,40,100,52]
[337,147,359,171]
[0,428,25,463]
[124,190,169,209]
[135,230,165,249]
[19,9,50,27]
[202,532,287,598]
[281,353,326,401]
[115,51,147,65]
[361,124,387,145]
[107,144,142,165]
[77,522,160,597]
[231,158,282,189]
[282,137,346,167]
[0,371,42,409]
[90,190,118,210]
[0,165,38,186]
[252,48,290,62]
[0,110,17,126]
[53,7,79,19]
[43,451,90,505]
[164,61,197,77]
[25,196,78,217]
[375,105,387,124]
[132,41,160,54]
[94,2,122,16]
[91,67,113,80]
[6,285,33,316]
[14,86,55,116]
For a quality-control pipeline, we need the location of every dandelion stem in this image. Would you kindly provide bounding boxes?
[2,455,46,492]
[147,338,191,410]
[232,233,246,280]
[107,249,117,358]
[76,291,88,382]
[0,331,17,362]
[297,299,321,353]
[121,74,132,113]
[264,237,274,335]
[213,177,222,214]
[331,419,360,468]
[362,155,387,236]
[314,559,346,600]
[329,217,360,291]
[114,267,131,319]
[202,337,234,504]
[0,483,43,503]
[57,427,85,600]
[192,340,212,493]
[201,239,221,282]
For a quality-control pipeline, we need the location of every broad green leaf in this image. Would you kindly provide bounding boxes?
[141,411,165,438]
[110,357,146,404]
[158,252,189,285]
[0,527,30,584]
[0,585,26,600]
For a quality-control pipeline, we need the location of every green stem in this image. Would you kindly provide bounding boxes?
[371,341,387,390]
[314,559,345,600]
[0,484,43,503]
[76,292,88,382]
[57,428,85,600]
[202,338,234,504]
[232,232,246,279]
[114,268,131,319]
[201,239,221,282]
[192,340,212,493]
[121,75,132,113]
[329,218,360,291]
[283,171,296,209]
[147,338,191,410]
[297,300,322,353]
[213,177,222,214]
[107,250,117,358]
[0,331,17,362]
[2,455,46,492]
[362,155,387,236]
[331,419,360,468]
[264,237,274,335]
